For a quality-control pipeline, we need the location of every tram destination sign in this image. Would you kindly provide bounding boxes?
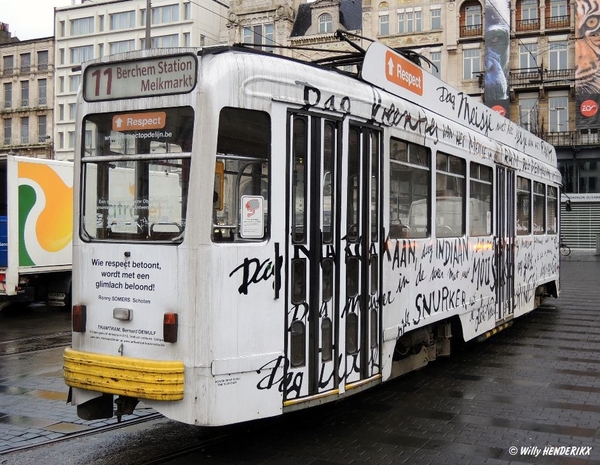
[83,54,197,101]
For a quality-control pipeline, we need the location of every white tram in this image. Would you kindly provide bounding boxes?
[64,42,561,426]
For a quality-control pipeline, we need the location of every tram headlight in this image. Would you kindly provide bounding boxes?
[163,312,178,343]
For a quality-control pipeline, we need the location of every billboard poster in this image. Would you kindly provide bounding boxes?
[575,0,600,129]
[484,0,510,117]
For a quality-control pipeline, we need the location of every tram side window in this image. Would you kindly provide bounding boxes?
[212,107,270,243]
[547,186,558,234]
[469,162,492,236]
[436,152,466,238]
[533,181,545,234]
[516,176,531,235]
[389,137,430,239]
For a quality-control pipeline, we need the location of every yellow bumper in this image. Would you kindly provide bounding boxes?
[64,348,184,401]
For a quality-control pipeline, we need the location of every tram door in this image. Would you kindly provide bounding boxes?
[495,166,515,322]
[285,114,381,402]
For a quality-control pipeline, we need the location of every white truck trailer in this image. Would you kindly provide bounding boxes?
[0,155,73,309]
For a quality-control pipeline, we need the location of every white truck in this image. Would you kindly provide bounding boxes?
[0,155,73,309]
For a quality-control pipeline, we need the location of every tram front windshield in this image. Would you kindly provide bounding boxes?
[80,107,193,243]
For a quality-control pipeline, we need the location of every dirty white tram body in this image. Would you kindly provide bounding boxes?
[64,43,561,426]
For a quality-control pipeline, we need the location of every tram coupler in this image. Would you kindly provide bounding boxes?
[114,396,139,423]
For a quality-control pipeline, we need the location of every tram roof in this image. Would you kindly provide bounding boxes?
[197,43,557,168]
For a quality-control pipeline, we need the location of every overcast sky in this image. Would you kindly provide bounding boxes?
[2,0,74,41]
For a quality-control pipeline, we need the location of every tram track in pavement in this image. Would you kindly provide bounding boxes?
[0,331,71,356]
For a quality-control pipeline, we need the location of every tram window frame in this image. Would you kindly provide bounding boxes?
[533,181,545,235]
[80,106,193,244]
[547,185,558,234]
[389,137,431,239]
[435,152,466,238]
[469,162,493,236]
[212,107,271,243]
[517,176,531,235]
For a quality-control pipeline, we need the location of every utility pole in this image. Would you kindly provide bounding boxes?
[145,0,151,49]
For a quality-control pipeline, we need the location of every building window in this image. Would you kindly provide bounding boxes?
[549,95,568,132]
[578,161,600,193]
[518,0,540,30]
[431,8,442,30]
[3,56,13,76]
[184,2,191,20]
[521,0,539,20]
[397,10,422,34]
[549,41,568,70]
[110,11,135,30]
[519,43,538,69]
[4,119,11,145]
[519,96,539,132]
[430,51,441,78]
[144,4,179,25]
[70,17,94,35]
[70,74,82,93]
[4,83,12,109]
[37,51,49,71]
[380,14,390,35]
[549,0,568,17]
[460,2,482,36]
[243,25,274,52]
[38,115,47,143]
[466,4,482,25]
[70,45,94,64]
[463,48,481,80]
[141,34,179,48]
[69,103,77,121]
[20,81,29,107]
[20,117,29,145]
[110,40,135,54]
[38,79,47,106]
[319,13,333,33]
[20,53,31,73]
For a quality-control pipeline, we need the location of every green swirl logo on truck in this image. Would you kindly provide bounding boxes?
[19,162,73,266]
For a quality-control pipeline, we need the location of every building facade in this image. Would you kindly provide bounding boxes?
[0,33,55,159]
[360,0,599,250]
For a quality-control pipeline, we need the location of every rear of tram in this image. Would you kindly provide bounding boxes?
[63,51,200,423]
[64,48,290,426]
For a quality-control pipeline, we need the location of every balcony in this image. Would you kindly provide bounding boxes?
[509,67,574,88]
[0,97,49,112]
[0,136,52,148]
[460,24,483,38]
[515,18,540,32]
[541,131,600,148]
[546,14,570,29]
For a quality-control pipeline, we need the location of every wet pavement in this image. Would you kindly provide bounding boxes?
[0,304,154,453]
[0,251,599,463]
